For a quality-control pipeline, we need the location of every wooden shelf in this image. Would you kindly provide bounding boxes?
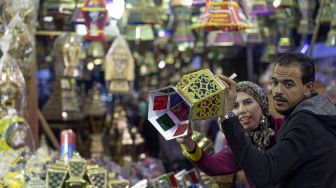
[36,30,78,36]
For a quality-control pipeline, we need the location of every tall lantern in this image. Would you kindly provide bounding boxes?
[81,0,107,41]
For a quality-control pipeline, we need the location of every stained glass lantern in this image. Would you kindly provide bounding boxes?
[193,0,249,32]
[148,69,226,140]
[81,0,107,41]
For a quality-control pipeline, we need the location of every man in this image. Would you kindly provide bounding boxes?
[219,53,336,188]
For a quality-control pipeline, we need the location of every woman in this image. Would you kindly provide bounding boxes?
[179,81,283,188]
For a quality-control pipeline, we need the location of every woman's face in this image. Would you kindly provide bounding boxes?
[233,92,263,131]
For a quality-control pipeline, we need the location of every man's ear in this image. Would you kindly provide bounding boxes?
[304,81,314,96]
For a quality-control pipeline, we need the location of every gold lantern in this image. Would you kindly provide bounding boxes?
[105,35,134,93]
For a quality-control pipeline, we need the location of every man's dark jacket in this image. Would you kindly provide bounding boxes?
[222,94,336,188]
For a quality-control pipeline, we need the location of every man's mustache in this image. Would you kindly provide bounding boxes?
[273,95,288,102]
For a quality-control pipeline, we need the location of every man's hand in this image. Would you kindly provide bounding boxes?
[218,75,237,114]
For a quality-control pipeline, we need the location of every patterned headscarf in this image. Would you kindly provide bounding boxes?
[236,81,275,151]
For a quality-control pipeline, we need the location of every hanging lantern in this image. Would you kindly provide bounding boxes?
[172,6,194,42]
[105,35,134,93]
[245,16,263,44]
[272,0,296,8]
[126,0,161,24]
[276,9,294,52]
[172,6,195,50]
[207,31,245,46]
[193,0,249,32]
[297,0,316,34]
[277,23,293,53]
[326,20,336,46]
[126,24,155,41]
[319,2,332,24]
[250,0,275,16]
[261,18,277,63]
[72,8,85,24]
[81,0,107,41]
[261,44,277,63]
[192,0,206,7]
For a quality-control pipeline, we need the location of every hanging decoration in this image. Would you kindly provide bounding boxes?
[276,9,294,53]
[192,0,206,7]
[320,0,332,24]
[81,0,108,41]
[245,16,263,44]
[272,0,297,8]
[105,35,134,93]
[297,0,316,34]
[260,17,277,63]
[326,1,336,46]
[172,6,195,51]
[126,24,155,41]
[250,0,275,16]
[193,0,249,32]
[326,20,336,46]
[126,0,161,24]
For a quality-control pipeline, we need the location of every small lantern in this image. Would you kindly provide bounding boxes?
[297,0,316,34]
[272,0,296,8]
[126,24,155,41]
[250,0,275,16]
[326,20,336,46]
[66,154,87,187]
[320,2,332,24]
[261,43,277,63]
[245,16,263,44]
[105,35,134,93]
[126,0,161,24]
[87,165,108,188]
[81,0,107,41]
[192,0,206,7]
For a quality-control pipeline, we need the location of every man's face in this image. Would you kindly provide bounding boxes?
[271,64,312,115]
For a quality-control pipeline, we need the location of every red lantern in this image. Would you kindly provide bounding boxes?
[81,0,107,41]
[193,0,249,32]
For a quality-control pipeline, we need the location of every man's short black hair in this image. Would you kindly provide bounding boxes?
[274,53,315,84]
